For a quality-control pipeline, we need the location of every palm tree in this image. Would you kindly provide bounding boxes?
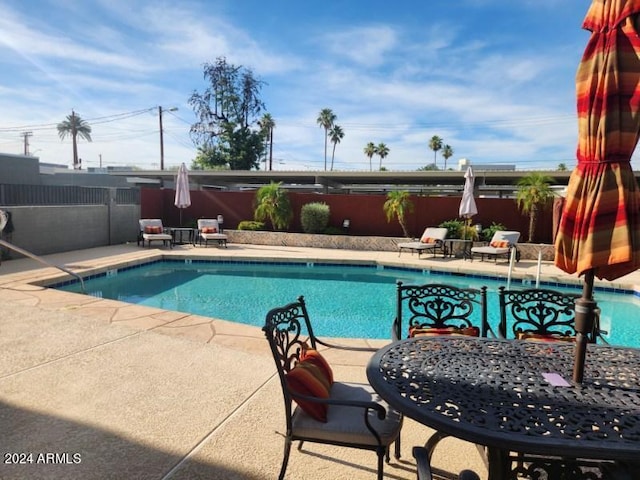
[328,124,344,171]
[442,144,454,170]
[316,108,336,171]
[428,135,443,168]
[558,163,568,171]
[57,110,92,170]
[258,113,275,171]
[254,181,293,230]
[364,142,376,171]
[383,190,414,238]
[516,172,555,242]
[376,143,389,170]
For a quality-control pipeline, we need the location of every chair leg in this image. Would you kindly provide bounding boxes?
[395,435,402,459]
[377,449,385,480]
[278,438,293,480]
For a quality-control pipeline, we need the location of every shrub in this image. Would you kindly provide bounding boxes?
[300,202,330,234]
[439,219,464,238]
[323,226,344,235]
[254,182,293,231]
[238,220,265,231]
[481,222,506,242]
[459,224,479,241]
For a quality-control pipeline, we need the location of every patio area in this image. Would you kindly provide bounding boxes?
[1,242,639,480]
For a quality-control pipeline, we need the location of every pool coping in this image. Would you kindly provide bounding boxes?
[42,251,639,297]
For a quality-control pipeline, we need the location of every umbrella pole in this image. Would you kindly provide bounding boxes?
[573,269,597,384]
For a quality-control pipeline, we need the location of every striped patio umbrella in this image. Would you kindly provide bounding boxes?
[554,0,640,382]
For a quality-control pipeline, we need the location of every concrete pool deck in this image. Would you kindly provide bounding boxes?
[1,242,639,480]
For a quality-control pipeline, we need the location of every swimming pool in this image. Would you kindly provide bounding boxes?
[55,259,640,347]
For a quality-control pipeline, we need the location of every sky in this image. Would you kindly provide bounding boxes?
[0,0,604,173]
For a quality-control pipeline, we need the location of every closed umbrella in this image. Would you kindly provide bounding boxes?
[459,166,478,241]
[457,166,478,261]
[554,0,640,382]
[174,163,191,226]
[459,166,478,220]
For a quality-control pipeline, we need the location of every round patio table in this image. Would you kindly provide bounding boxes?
[366,336,640,480]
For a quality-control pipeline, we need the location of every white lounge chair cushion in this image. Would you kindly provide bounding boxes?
[471,231,520,255]
[398,227,447,250]
[197,219,228,241]
[139,219,172,242]
[291,381,402,447]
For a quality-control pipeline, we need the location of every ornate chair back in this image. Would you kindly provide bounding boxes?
[263,296,317,419]
[393,282,489,341]
[498,287,597,343]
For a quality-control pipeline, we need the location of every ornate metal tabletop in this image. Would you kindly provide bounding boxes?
[367,337,640,476]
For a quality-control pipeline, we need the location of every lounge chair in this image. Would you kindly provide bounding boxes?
[470,230,520,263]
[263,296,402,480]
[138,219,172,248]
[197,219,228,247]
[397,227,448,258]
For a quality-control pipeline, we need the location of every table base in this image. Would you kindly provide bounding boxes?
[496,451,627,480]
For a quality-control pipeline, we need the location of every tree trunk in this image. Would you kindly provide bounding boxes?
[529,206,538,242]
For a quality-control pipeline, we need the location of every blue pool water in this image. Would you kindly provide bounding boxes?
[56,260,640,347]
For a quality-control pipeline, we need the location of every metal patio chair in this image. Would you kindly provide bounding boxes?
[263,295,402,480]
[392,281,492,342]
[498,286,602,342]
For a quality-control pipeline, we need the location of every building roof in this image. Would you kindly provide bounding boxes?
[109,169,574,196]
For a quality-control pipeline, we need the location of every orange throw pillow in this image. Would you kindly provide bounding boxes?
[201,227,217,233]
[286,360,331,422]
[490,240,510,248]
[421,237,437,244]
[144,225,162,234]
[300,346,334,385]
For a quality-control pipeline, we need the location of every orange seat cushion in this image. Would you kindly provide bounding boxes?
[517,332,575,342]
[409,326,480,338]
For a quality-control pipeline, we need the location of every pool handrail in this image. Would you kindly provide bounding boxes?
[0,239,85,292]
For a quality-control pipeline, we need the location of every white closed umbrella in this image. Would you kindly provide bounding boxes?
[174,163,191,226]
[459,166,478,239]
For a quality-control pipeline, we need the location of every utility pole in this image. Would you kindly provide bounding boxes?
[158,106,178,170]
[21,131,32,155]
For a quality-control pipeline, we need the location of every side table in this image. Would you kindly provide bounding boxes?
[445,238,472,260]
[169,227,195,246]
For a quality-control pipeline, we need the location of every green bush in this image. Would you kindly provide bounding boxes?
[438,219,464,238]
[300,202,330,234]
[323,226,344,235]
[481,222,506,242]
[238,220,265,231]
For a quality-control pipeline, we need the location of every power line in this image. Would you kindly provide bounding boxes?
[0,107,156,133]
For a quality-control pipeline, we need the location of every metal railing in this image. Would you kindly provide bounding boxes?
[0,184,139,206]
[0,239,85,292]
